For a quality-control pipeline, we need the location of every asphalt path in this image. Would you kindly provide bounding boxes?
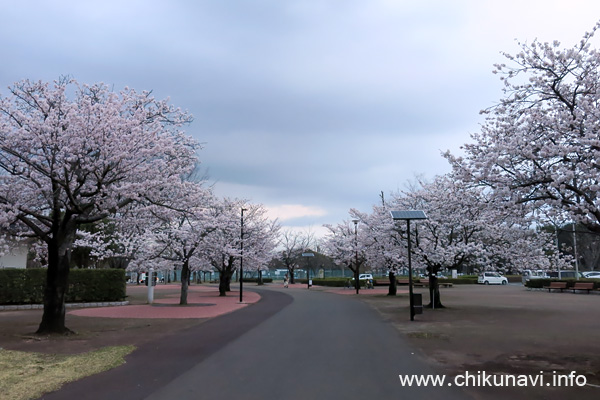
[41,286,471,399]
[145,286,470,400]
[40,288,292,400]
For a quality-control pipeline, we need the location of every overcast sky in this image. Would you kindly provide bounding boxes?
[2,0,600,236]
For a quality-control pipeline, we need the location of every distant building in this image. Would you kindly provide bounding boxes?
[0,244,28,268]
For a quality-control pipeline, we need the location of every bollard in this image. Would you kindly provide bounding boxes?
[148,267,154,304]
[412,293,423,315]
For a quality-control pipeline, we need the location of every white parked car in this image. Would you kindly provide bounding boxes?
[478,272,508,285]
[352,274,373,281]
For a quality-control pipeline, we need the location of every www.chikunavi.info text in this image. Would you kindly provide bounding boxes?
[399,371,587,387]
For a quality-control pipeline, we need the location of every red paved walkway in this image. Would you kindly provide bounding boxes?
[69,284,260,319]
[67,283,406,320]
[325,287,409,295]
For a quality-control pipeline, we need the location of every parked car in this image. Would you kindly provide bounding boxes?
[547,270,585,279]
[351,273,373,281]
[521,269,549,284]
[582,271,600,279]
[478,272,508,285]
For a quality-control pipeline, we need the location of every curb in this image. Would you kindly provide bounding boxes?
[526,287,600,294]
[0,301,130,311]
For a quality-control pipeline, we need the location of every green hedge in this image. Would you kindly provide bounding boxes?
[241,278,273,283]
[296,278,368,287]
[524,278,600,289]
[0,268,46,304]
[295,277,480,287]
[0,268,126,305]
[506,275,522,283]
[441,278,478,284]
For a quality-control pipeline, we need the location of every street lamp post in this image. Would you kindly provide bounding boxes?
[572,223,580,281]
[353,219,360,294]
[302,252,314,288]
[391,210,428,321]
[240,208,247,303]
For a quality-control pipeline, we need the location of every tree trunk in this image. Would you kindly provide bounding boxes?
[180,260,190,305]
[388,271,397,296]
[426,275,444,308]
[354,269,360,294]
[289,268,295,284]
[219,268,234,296]
[37,236,74,335]
[218,271,230,296]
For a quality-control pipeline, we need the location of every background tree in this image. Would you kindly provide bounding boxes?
[277,229,313,284]
[323,218,367,294]
[136,182,213,304]
[349,196,406,296]
[0,79,198,334]
[392,175,559,308]
[199,198,277,296]
[241,211,279,283]
[556,223,600,271]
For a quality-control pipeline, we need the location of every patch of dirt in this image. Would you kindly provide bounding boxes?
[0,310,205,355]
[360,285,600,399]
[0,285,208,355]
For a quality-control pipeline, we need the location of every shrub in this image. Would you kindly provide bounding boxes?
[0,268,126,305]
[296,278,354,287]
[443,278,478,284]
[0,269,45,304]
[525,278,600,289]
[67,269,126,302]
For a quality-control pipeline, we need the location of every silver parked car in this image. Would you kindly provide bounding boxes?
[583,271,600,279]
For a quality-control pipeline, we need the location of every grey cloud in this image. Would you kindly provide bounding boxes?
[3,0,600,234]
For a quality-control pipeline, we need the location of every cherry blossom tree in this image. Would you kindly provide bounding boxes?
[242,216,280,282]
[198,198,278,296]
[276,229,314,284]
[133,182,214,305]
[0,79,198,334]
[348,195,407,295]
[323,218,368,294]
[392,175,565,308]
[446,23,600,233]
[82,176,217,304]
[79,207,158,285]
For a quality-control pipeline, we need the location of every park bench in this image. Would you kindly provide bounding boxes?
[544,281,567,292]
[571,282,595,294]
